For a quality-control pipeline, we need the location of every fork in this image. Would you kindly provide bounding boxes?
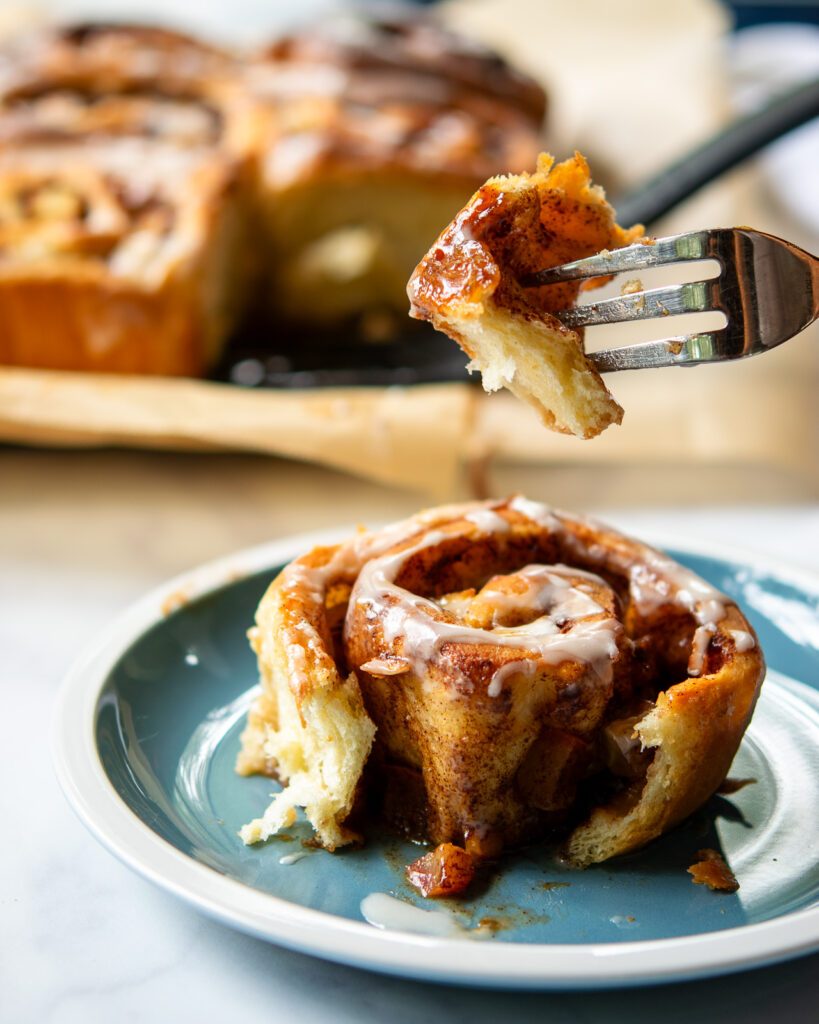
[525,228,819,372]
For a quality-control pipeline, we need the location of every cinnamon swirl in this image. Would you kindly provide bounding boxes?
[0,23,240,150]
[408,153,644,438]
[238,498,764,884]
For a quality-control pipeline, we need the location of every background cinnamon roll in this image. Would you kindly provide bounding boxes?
[0,139,242,375]
[238,497,765,884]
[0,24,245,375]
[239,11,546,333]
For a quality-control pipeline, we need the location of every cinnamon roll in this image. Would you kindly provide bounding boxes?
[241,11,546,329]
[0,24,238,148]
[0,139,241,375]
[408,152,644,438]
[238,498,764,883]
[0,24,245,375]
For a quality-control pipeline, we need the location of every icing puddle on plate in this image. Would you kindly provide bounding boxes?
[361,892,498,939]
[360,891,557,939]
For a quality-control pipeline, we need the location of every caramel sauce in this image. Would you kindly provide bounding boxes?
[687,849,739,892]
[408,153,646,329]
[406,842,476,898]
[408,187,503,318]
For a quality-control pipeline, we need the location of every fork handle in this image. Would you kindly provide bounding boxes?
[614,77,819,227]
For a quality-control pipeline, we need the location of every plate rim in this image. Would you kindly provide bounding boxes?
[51,525,819,990]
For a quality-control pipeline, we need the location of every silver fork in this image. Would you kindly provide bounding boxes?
[524,228,819,372]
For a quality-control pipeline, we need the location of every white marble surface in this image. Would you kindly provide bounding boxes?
[2,448,818,1024]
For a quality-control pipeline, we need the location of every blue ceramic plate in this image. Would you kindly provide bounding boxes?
[53,530,819,989]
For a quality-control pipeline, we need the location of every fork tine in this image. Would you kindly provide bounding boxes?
[554,279,721,328]
[587,329,737,372]
[522,230,717,286]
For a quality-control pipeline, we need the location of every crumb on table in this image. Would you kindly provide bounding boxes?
[161,588,191,616]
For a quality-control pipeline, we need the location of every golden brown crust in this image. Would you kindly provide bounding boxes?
[238,497,765,871]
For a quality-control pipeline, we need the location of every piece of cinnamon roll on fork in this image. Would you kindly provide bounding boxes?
[237,498,764,892]
[408,152,644,439]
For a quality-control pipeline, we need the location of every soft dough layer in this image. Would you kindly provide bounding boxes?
[407,153,644,438]
[237,498,764,869]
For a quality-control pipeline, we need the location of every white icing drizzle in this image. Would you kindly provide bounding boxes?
[483,564,608,625]
[360,893,479,938]
[277,496,734,697]
[728,629,756,652]
[351,531,621,697]
[630,552,727,678]
[559,529,728,635]
[279,499,508,603]
[278,851,309,865]
[688,622,717,677]
[626,549,726,626]
[551,512,729,678]
[464,508,511,534]
[486,658,536,698]
[508,495,561,531]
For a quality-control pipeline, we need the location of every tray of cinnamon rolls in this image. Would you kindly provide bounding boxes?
[0,10,813,499]
[0,14,546,385]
